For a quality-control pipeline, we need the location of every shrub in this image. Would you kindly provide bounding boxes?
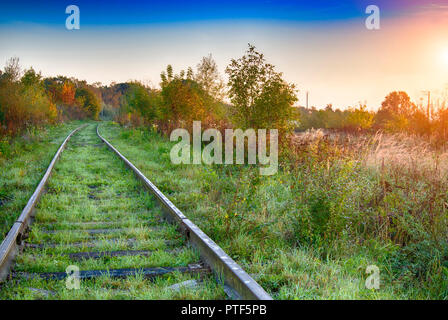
[226,44,297,134]
[75,87,101,120]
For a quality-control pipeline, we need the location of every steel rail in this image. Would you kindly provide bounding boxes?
[0,124,87,281]
[97,125,273,300]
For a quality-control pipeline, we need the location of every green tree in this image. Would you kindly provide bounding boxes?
[160,65,174,87]
[75,87,101,119]
[195,54,225,101]
[1,57,21,82]
[346,105,374,130]
[225,44,297,132]
[21,68,42,88]
[122,82,159,122]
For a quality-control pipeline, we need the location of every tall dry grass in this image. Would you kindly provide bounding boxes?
[293,129,448,181]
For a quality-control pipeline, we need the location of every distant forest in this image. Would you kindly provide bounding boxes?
[2,45,448,143]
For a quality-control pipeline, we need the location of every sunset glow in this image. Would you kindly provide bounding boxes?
[1,1,448,109]
[442,48,448,67]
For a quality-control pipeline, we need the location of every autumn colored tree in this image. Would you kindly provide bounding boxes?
[161,78,211,124]
[0,58,56,136]
[100,82,130,120]
[435,106,448,140]
[60,82,76,106]
[0,68,24,135]
[156,64,219,132]
[409,109,432,136]
[375,91,416,131]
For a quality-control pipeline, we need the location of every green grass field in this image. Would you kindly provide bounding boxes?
[0,122,82,236]
[1,121,446,299]
[0,123,225,299]
[98,122,447,299]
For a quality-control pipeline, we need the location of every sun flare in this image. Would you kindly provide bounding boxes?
[442,48,448,66]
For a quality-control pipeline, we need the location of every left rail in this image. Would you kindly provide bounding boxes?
[0,124,86,281]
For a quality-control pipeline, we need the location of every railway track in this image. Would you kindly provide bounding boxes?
[0,123,271,300]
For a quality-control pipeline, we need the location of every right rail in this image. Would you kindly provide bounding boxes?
[97,125,272,300]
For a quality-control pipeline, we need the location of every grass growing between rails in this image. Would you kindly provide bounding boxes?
[0,121,83,236]
[1,124,225,300]
[100,122,448,299]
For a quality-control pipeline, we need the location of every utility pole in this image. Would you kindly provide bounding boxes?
[306,91,309,108]
[422,90,431,120]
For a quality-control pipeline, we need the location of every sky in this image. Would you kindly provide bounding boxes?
[1,0,448,110]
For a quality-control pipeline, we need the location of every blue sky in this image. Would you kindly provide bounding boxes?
[0,0,430,25]
[1,1,448,109]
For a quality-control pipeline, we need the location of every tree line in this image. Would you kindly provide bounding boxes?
[0,57,101,137]
[2,45,448,142]
[113,45,297,139]
[297,91,448,141]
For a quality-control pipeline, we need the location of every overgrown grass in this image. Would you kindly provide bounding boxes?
[99,122,448,299]
[1,124,225,300]
[0,121,82,236]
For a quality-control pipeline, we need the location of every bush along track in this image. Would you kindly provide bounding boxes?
[0,123,228,299]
